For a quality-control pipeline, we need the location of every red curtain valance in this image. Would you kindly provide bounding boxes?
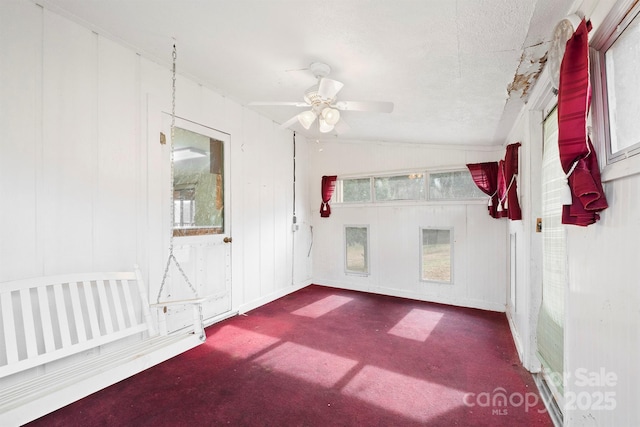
[467,162,500,218]
[320,175,337,217]
[467,142,521,220]
[557,19,607,226]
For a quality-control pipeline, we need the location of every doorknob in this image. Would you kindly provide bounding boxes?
[223,236,232,243]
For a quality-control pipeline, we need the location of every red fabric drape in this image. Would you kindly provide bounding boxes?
[467,162,500,218]
[497,160,508,218]
[502,142,522,220]
[557,19,607,226]
[320,175,337,217]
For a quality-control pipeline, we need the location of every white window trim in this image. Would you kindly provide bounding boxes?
[590,0,640,182]
[344,225,370,276]
[419,226,454,285]
[332,167,486,205]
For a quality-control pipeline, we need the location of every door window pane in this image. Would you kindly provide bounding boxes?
[173,127,224,236]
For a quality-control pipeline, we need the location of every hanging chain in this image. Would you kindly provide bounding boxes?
[157,43,198,303]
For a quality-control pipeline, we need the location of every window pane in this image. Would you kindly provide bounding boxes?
[374,174,425,201]
[341,178,371,203]
[429,170,485,200]
[605,12,640,156]
[345,226,368,274]
[421,229,451,283]
[173,127,224,234]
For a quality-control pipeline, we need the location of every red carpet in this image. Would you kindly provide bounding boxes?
[28,285,552,426]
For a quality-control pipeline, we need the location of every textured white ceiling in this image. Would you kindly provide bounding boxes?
[38,0,577,146]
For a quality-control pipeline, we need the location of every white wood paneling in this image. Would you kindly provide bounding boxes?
[95,37,139,271]
[310,140,507,311]
[1,2,308,336]
[0,0,42,280]
[41,10,97,274]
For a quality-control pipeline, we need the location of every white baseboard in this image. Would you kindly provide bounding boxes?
[314,280,506,312]
[237,279,312,315]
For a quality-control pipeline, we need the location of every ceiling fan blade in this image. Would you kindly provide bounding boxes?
[334,100,394,113]
[249,101,309,107]
[317,78,344,100]
[279,113,301,129]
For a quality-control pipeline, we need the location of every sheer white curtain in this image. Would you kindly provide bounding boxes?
[537,107,567,400]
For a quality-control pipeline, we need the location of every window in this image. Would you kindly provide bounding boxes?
[345,226,369,275]
[173,126,224,236]
[374,174,425,201]
[333,169,485,204]
[592,1,640,171]
[420,228,452,283]
[428,170,486,200]
[337,178,372,203]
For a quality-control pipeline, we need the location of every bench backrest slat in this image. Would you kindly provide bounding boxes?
[53,283,72,348]
[122,279,138,329]
[96,280,114,335]
[1,291,19,364]
[0,271,150,379]
[37,286,56,353]
[110,279,126,331]
[69,282,87,344]
[83,280,101,340]
[19,288,38,359]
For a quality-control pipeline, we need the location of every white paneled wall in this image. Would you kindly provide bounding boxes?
[505,0,640,423]
[310,141,508,311]
[0,1,312,317]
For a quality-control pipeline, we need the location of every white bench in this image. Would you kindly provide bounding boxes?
[0,267,206,426]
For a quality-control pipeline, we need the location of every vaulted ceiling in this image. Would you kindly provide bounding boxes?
[38,0,577,146]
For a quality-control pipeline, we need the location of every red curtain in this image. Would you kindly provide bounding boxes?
[467,142,521,220]
[320,175,337,217]
[467,162,500,218]
[501,142,522,220]
[557,19,608,226]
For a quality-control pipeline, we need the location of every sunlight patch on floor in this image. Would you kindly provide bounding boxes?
[341,365,467,422]
[205,325,280,359]
[291,295,353,319]
[254,341,358,387]
[387,308,444,342]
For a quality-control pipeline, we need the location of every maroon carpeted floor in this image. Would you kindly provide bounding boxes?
[28,285,552,426]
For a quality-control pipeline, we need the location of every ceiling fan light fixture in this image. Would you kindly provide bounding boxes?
[318,117,334,133]
[321,107,340,125]
[298,110,317,129]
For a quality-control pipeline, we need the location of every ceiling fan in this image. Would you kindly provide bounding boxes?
[249,62,394,134]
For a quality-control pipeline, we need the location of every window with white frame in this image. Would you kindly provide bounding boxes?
[591,1,640,168]
[337,178,372,203]
[420,228,452,283]
[333,169,484,203]
[374,174,425,201]
[345,226,369,275]
[428,170,486,200]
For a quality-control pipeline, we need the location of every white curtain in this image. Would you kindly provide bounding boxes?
[537,107,566,396]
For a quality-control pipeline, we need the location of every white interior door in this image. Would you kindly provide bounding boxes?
[159,115,232,331]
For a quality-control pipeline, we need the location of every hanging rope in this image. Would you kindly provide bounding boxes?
[156,44,198,304]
